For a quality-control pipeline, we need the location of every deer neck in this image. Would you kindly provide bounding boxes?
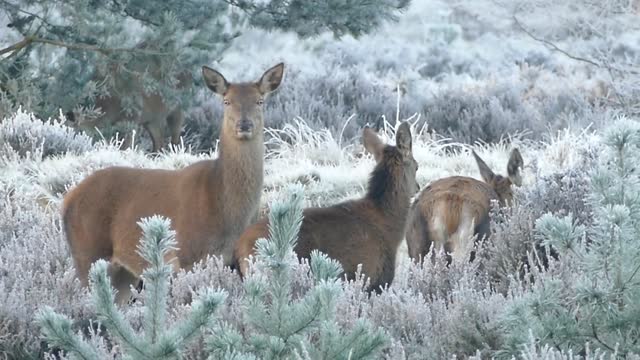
[366,167,412,239]
[379,186,412,228]
[217,128,265,216]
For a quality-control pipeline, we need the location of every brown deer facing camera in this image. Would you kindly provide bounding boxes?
[406,148,524,264]
[62,63,285,304]
[234,122,420,293]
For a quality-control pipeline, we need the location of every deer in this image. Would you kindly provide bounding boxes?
[405,148,524,265]
[234,122,420,293]
[65,69,192,153]
[62,62,285,304]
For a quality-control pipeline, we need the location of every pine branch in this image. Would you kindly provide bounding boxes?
[0,37,32,57]
[36,308,101,360]
[0,35,169,58]
[591,323,616,352]
[220,0,256,13]
[90,260,149,358]
[38,216,224,358]
[621,262,640,292]
[110,0,162,27]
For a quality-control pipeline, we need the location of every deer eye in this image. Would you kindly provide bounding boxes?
[223,99,230,106]
[257,99,264,105]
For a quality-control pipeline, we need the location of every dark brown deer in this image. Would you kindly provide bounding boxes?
[234,122,420,293]
[62,63,284,304]
[65,69,192,153]
[406,148,524,264]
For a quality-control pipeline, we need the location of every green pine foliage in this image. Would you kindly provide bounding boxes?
[0,0,410,121]
[499,117,640,357]
[36,215,227,359]
[206,185,388,360]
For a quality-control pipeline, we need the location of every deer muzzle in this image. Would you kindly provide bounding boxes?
[236,119,255,139]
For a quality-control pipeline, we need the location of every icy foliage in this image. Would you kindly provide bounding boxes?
[2,109,635,358]
[0,108,93,159]
[0,0,638,356]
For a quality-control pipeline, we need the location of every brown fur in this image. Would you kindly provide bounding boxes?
[234,122,420,293]
[65,67,192,153]
[62,63,285,304]
[406,148,524,264]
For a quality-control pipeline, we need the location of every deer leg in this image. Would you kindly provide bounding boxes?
[405,211,432,264]
[471,217,491,263]
[167,109,184,148]
[108,261,140,306]
[144,123,164,153]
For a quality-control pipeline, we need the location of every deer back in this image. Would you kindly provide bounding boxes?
[234,122,418,293]
[406,149,523,263]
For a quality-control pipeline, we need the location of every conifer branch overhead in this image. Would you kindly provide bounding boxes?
[0,36,169,58]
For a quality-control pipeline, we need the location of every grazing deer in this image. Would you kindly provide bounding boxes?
[406,148,524,264]
[62,63,285,304]
[65,70,192,153]
[234,122,420,293]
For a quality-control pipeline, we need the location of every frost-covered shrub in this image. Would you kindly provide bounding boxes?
[499,117,640,358]
[420,81,604,145]
[359,258,506,359]
[183,62,611,152]
[0,182,91,358]
[481,167,594,294]
[0,108,93,159]
[1,107,636,358]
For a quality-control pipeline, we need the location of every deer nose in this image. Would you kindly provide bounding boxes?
[238,120,253,132]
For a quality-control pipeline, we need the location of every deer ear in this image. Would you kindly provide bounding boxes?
[258,62,284,94]
[202,66,228,95]
[507,148,524,186]
[362,126,385,162]
[472,150,495,184]
[395,122,412,156]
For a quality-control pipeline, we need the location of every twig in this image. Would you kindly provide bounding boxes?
[1,0,56,30]
[111,0,162,27]
[512,14,602,68]
[591,322,616,352]
[220,0,255,11]
[621,262,640,292]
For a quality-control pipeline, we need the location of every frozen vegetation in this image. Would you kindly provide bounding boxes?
[0,0,639,358]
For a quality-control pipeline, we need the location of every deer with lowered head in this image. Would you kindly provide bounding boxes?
[406,148,524,264]
[62,62,285,304]
[234,122,420,293]
[65,66,192,153]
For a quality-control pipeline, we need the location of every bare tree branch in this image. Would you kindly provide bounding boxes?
[0,36,34,57]
[512,10,638,112]
[512,14,602,68]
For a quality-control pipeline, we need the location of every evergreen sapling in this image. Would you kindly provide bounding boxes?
[207,184,388,360]
[37,215,227,359]
[499,117,640,357]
